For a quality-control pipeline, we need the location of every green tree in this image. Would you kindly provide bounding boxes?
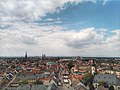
[109,85,114,90]
[83,73,93,86]
[68,62,74,71]
[34,80,43,84]
[21,80,28,84]
[84,73,93,78]
[89,84,95,90]
[99,80,106,86]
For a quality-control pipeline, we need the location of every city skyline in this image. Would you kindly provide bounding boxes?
[0,0,120,57]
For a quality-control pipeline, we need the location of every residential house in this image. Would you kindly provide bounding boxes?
[93,74,120,90]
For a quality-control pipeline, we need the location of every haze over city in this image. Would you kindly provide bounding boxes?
[0,0,120,57]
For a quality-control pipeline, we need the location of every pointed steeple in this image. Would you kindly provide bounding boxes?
[25,52,27,59]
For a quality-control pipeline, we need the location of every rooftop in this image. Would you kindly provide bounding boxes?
[94,74,120,85]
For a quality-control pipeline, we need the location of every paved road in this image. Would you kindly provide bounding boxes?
[58,65,73,90]
[3,75,16,90]
[58,64,89,90]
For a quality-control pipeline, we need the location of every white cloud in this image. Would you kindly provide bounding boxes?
[0,0,118,56]
[0,0,108,22]
[44,18,54,21]
[107,30,120,48]
[0,22,119,56]
[0,0,77,21]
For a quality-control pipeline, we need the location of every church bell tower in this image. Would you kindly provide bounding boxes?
[25,52,27,60]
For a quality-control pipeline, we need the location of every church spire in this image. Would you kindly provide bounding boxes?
[25,52,27,59]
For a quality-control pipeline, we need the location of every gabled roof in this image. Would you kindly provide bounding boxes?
[31,85,47,90]
[94,74,120,85]
[17,73,51,80]
[7,84,58,90]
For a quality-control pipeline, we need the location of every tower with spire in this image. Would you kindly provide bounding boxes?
[91,60,97,75]
[25,52,27,60]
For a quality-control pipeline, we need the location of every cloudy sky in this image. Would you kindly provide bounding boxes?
[0,0,120,57]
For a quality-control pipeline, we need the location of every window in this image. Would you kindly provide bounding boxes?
[96,84,98,88]
[118,87,120,90]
